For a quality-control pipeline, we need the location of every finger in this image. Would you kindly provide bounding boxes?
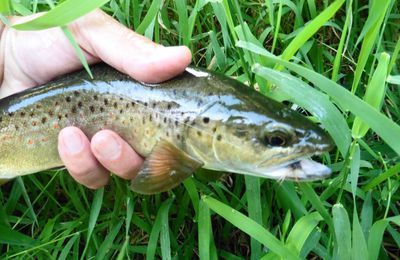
[58,127,109,189]
[90,130,144,180]
[70,10,192,83]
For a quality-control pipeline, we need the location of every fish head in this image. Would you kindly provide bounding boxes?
[189,68,335,181]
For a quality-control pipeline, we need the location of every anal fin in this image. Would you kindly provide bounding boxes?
[131,139,204,194]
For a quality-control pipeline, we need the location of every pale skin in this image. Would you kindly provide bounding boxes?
[0,10,192,189]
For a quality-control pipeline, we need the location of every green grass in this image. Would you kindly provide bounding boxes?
[1,0,400,259]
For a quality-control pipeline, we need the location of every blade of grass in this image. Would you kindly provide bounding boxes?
[279,0,345,63]
[362,163,400,192]
[352,206,368,260]
[82,187,104,258]
[286,212,322,253]
[332,204,351,260]
[352,52,390,138]
[13,0,111,30]
[203,196,300,260]
[0,224,37,246]
[135,0,162,35]
[95,220,123,259]
[245,176,262,260]
[146,198,174,260]
[368,216,400,260]
[198,199,211,260]
[350,0,391,93]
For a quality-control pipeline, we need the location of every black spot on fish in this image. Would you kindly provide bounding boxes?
[197,131,202,137]
[119,97,123,101]
[0,116,2,122]
[100,107,105,112]
[58,114,62,120]
[65,113,68,118]
[104,99,109,105]
[166,132,169,137]
[212,127,217,133]
[93,95,98,100]
[29,112,34,117]
[15,125,19,130]
[78,101,83,108]
[152,103,156,108]
[55,101,59,106]
[71,106,77,113]
[119,109,123,114]
[216,135,222,141]
[149,115,152,122]
[142,117,146,124]
[8,112,14,117]
[48,110,54,116]
[113,102,118,109]
[163,117,167,124]
[66,96,71,102]
[167,104,172,110]
[41,117,47,124]
[73,91,79,97]
[144,102,148,107]
[191,121,196,126]
[203,117,210,124]
[177,134,181,140]
[126,103,129,109]
[208,92,214,95]
[90,106,95,113]
[173,89,177,95]
[197,100,203,107]
[289,161,302,170]
[175,120,178,127]
[36,104,42,109]
[20,112,25,117]
[131,102,135,107]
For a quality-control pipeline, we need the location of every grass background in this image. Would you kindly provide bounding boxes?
[1,0,400,259]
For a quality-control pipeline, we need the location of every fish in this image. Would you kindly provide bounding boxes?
[0,64,334,194]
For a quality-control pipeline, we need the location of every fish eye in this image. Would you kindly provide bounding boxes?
[262,131,290,147]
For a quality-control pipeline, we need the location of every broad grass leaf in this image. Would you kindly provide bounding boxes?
[350,1,391,93]
[146,198,174,260]
[352,53,389,138]
[368,216,400,260]
[0,224,37,246]
[279,0,345,63]
[332,204,351,260]
[203,196,300,260]
[286,212,322,253]
[352,207,368,260]
[13,0,111,30]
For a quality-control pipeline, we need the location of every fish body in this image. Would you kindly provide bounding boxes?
[0,65,333,193]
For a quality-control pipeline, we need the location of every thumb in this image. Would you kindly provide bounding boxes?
[70,9,192,83]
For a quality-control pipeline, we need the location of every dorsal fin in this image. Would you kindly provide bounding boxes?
[131,139,203,194]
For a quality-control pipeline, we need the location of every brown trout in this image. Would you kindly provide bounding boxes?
[0,64,333,194]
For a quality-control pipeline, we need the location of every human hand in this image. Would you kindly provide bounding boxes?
[0,10,192,188]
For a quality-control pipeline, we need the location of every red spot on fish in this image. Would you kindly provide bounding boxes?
[32,121,37,126]
[28,139,33,145]
[53,123,60,129]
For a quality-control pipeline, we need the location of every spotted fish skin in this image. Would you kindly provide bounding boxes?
[0,64,334,191]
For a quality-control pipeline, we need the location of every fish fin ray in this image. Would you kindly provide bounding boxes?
[130,139,203,194]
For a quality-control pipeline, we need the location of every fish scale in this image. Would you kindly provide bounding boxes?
[0,64,334,193]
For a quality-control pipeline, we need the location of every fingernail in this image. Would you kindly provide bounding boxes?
[61,128,83,154]
[94,135,121,160]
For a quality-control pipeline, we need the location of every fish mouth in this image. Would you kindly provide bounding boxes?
[252,155,331,182]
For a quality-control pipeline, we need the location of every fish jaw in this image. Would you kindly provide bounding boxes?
[236,157,331,181]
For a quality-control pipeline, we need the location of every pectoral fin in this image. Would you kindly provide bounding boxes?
[131,140,204,194]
